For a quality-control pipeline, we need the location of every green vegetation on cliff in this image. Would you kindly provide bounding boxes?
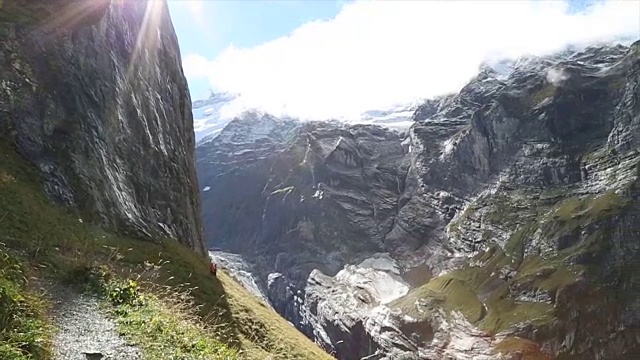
[0,140,332,359]
[393,180,635,357]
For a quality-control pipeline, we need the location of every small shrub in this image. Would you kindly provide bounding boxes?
[107,279,145,307]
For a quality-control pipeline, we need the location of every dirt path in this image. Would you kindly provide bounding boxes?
[48,286,143,360]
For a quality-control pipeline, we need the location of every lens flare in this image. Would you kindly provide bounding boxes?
[128,0,164,79]
[38,0,112,32]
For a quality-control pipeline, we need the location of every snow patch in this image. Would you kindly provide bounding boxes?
[313,189,324,200]
[440,137,456,160]
[202,186,211,192]
[357,253,402,275]
[335,256,409,304]
[232,149,254,156]
[192,93,239,143]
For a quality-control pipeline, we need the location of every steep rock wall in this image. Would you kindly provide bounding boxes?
[0,0,204,252]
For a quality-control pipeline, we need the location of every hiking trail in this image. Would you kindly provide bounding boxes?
[48,285,142,360]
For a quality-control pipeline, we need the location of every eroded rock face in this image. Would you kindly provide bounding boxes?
[198,41,640,359]
[0,0,204,252]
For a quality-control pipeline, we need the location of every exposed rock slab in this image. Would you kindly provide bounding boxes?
[0,0,203,252]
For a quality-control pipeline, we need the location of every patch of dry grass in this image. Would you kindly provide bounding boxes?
[218,271,333,360]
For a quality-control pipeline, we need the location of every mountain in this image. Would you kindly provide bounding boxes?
[191,93,418,145]
[192,91,238,143]
[197,41,640,359]
[0,0,203,252]
[355,102,418,130]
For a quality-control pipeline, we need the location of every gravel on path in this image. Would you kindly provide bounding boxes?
[49,286,143,360]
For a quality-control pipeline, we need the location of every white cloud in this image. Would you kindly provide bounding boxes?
[183,53,211,80]
[546,67,570,86]
[184,0,640,120]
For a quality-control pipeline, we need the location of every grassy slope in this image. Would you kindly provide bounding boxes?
[391,183,633,359]
[0,139,332,359]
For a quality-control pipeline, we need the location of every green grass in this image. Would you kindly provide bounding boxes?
[540,191,628,261]
[0,139,332,359]
[527,84,557,106]
[114,298,237,359]
[392,247,506,324]
[83,268,238,360]
[451,248,558,334]
[494,337,551,360]
[480,283,554,334]
[0,246,52,360]
[425,276,482,321]
[549,191,625,223]
[392,245,573,335]
[514,255,580,294]
[503,225,531,260]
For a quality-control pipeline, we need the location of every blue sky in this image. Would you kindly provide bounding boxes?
[168,0,347,100]
[167,0,639,119]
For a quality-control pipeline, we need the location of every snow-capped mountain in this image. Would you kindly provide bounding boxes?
[357,102,418,130]
[192,92,239,143]
[192,93,420,144]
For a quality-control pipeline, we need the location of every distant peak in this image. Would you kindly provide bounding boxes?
[192,92,237,110]
[208,91,237,102]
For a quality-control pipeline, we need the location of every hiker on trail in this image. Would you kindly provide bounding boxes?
[210,261,217,277]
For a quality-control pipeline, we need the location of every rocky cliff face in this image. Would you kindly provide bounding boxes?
[0,0,204,252]
[197,41,640,359]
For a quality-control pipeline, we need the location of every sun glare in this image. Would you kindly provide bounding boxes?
[127,0,164,79]
[186,0,203,14]
[183,0,208,33]
[39,0,111,33]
